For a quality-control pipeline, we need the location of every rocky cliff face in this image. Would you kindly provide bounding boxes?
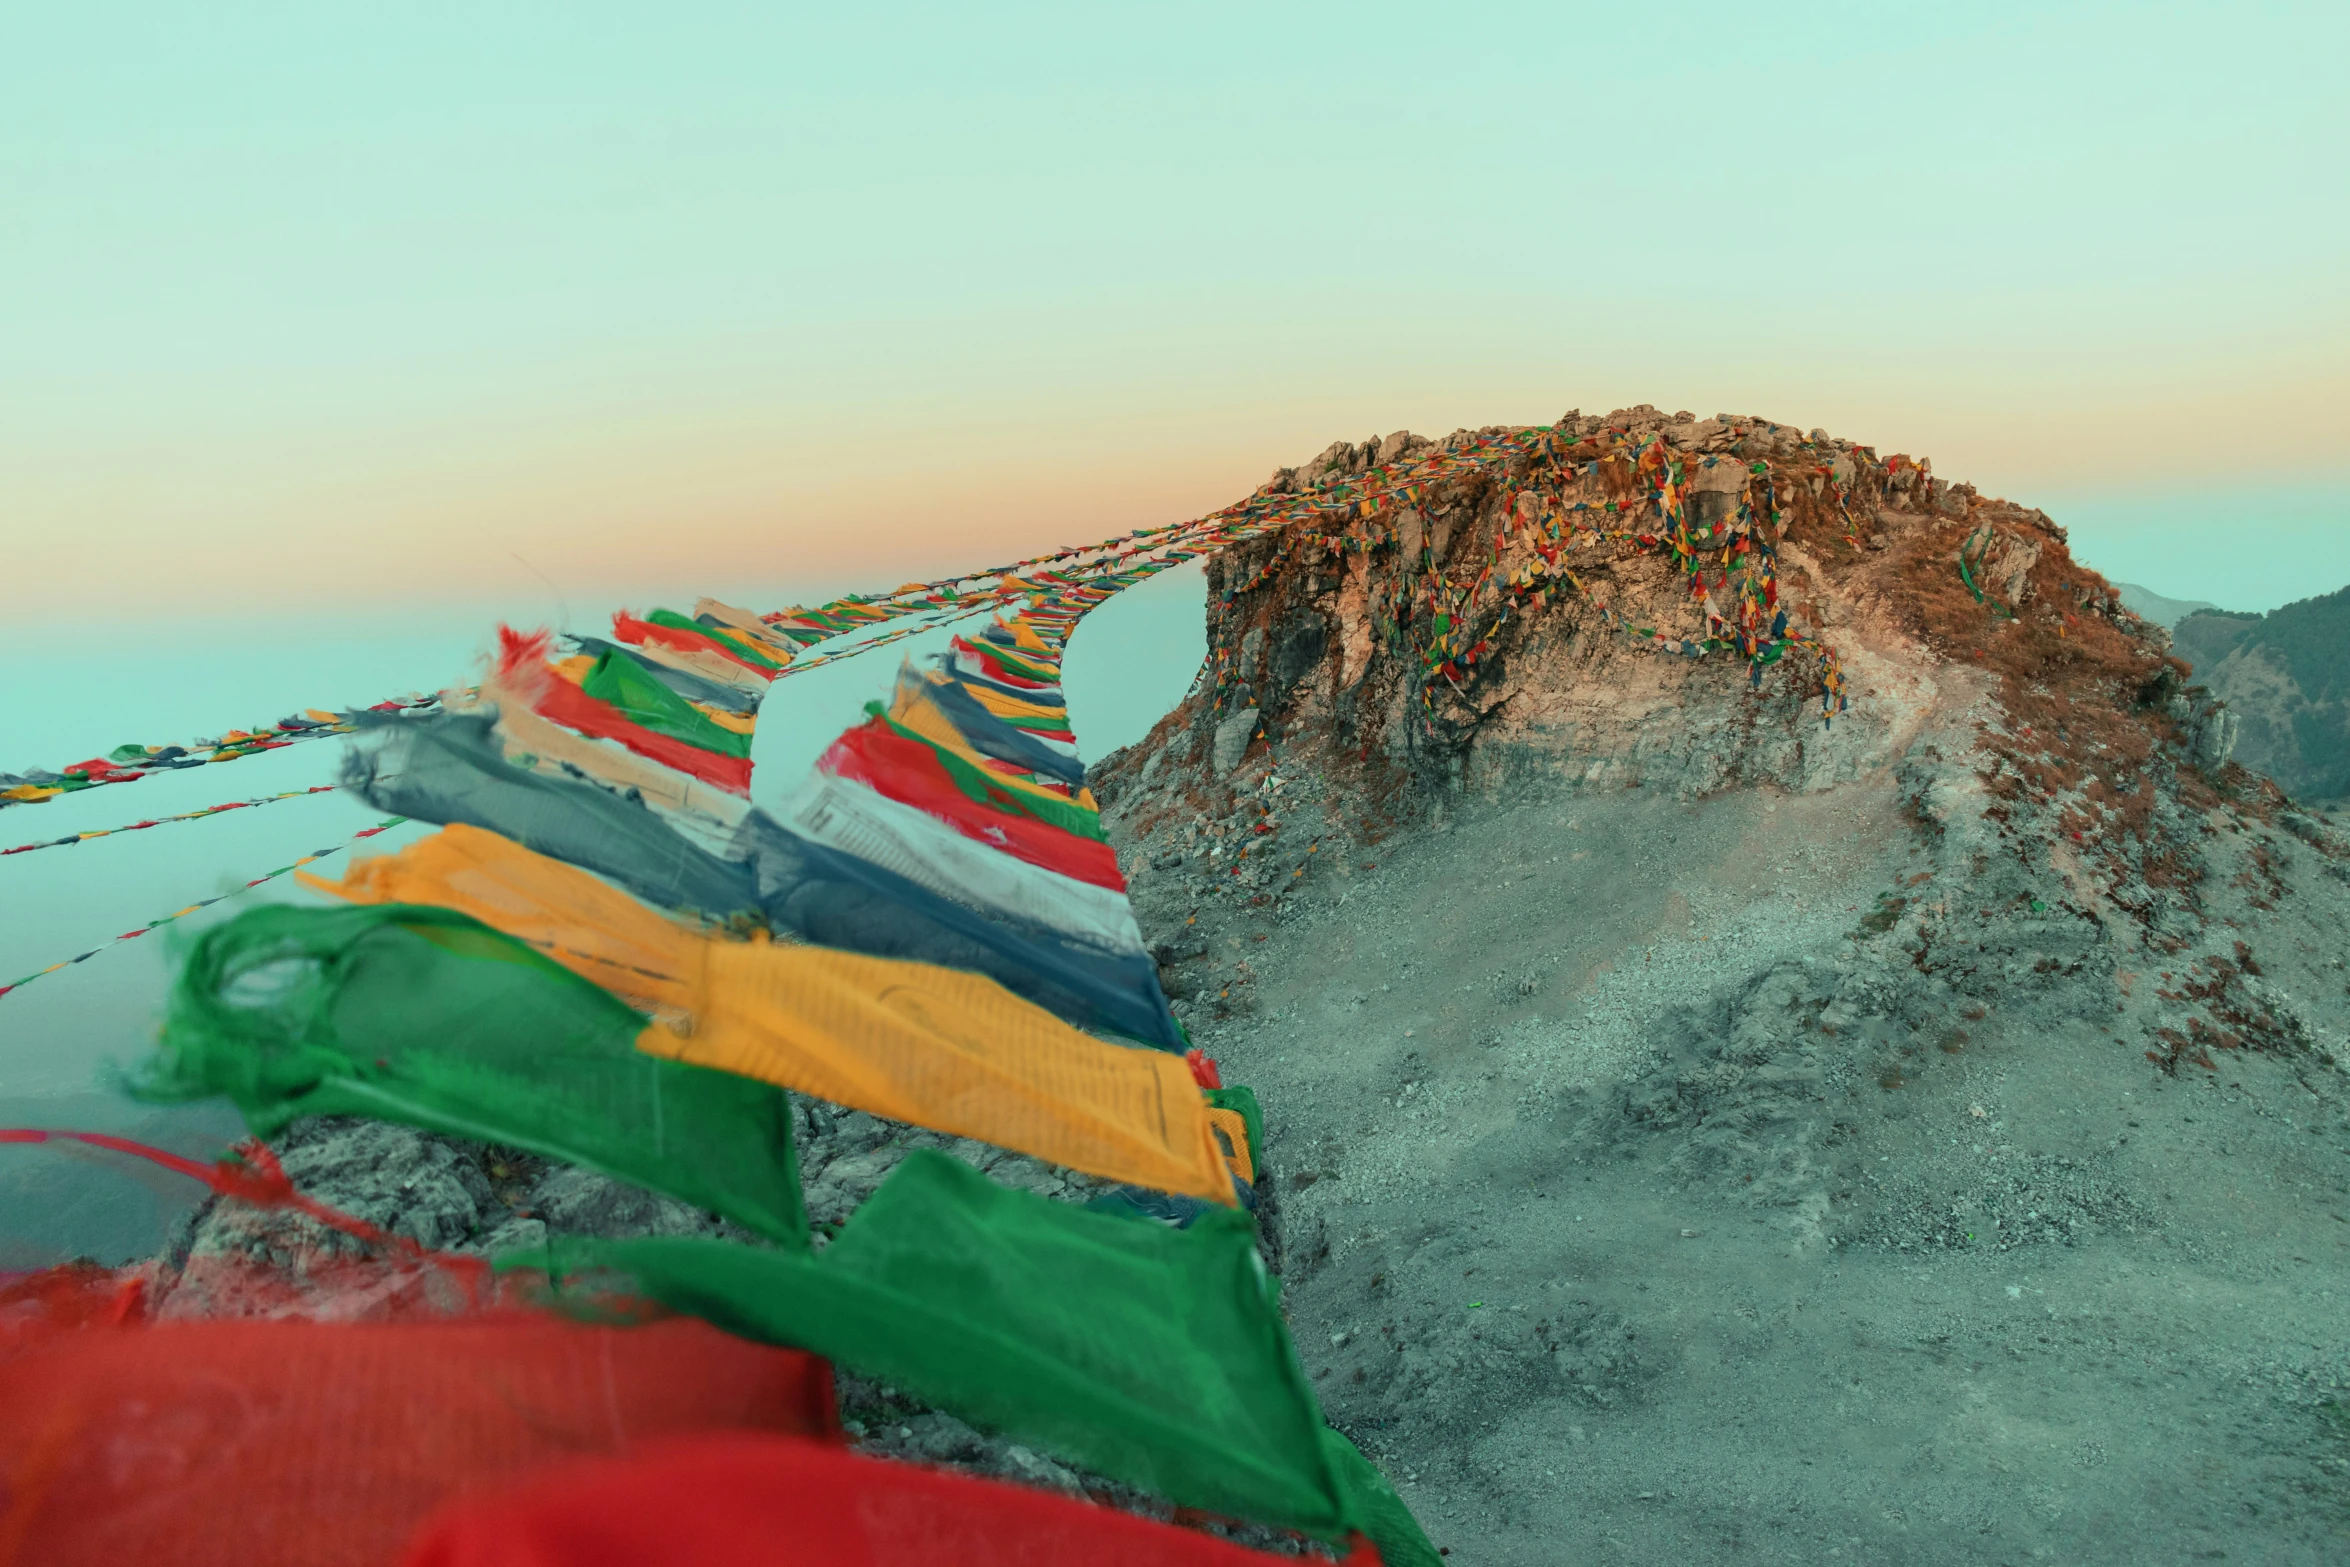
[2172,589,2350,806]
[1091,406,2350,1563]
[1097,403,2291,950]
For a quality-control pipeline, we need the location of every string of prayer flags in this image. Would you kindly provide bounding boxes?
[950,676,1079,743]
[760,638,1183,1044]
[765,606,992,678]
[2,696,441,811]
[347,707,1181,1044]
[463,674,756,846]
[0,816,406,1002]
[613,608,790,679]
[344,711,764,918]
[563,644,756,756]
[92,510,1435,1558]
[497,629,757,795]
[852,701,1106,845]
[567,633,756,711]
[16,511,1451,1563]
[737,811,1185,1046]
[606,615,777,699]
[2,783,343,858]
[918,668,1088,785]
[688,597,805,666]
[951,633,1062,690]
[306,825,1228,1201]
[775,767,1144,954]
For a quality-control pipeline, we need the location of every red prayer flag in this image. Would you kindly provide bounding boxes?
[821,720,1123,889]
[400,1435,1381,1567]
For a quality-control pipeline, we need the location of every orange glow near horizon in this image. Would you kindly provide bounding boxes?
[13,365,2344,622]
[7,6,2345,622]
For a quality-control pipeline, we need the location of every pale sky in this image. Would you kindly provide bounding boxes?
[6,1,2345,621]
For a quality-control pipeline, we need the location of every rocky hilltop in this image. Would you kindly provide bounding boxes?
[1092,406,2350,1563]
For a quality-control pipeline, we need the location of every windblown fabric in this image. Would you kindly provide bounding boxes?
[140,901,809,1246]
[495,629,755,794]
[0,696,441,810]
[2,1318,836,1567]
[748,651,1179,1045]
[568,634,758,711]
[567,646,755,759]
[915,667,1086,785]
[347,713,1180,1044]
[465,680,752,841]
[309,826,1229,1202]
[773,769,1143,950]
[399,1435,1381,1567]
[392,603,786,887]
[739,813,1183,1047]
[606,620,774,699]
[944,655,1066,707]
[1205,1106,1255,1185]
[301,823,705,1021]
[94,521,1438,1556]
[637,937,1223,1202]
[516,1150,1435,1566]
[955,678,1078,742]
[613,609,788,679]
[950,634,1059,690]
[691,597,807,666]
[820,717,1118,883]
[344,711,762,918]
[879,681,1100,828]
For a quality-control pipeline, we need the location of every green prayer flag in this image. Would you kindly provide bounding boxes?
[866,703,1105,842]
[973,642,1061,686]
[580,646,754,758]
[646,607,788,671]
[139,902,808,1248]
[522,1149,1435,1564]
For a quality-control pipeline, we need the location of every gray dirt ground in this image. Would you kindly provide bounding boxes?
[1119,769,2350,1565]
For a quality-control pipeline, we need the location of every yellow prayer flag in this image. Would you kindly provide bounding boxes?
[307,824,1233,1204]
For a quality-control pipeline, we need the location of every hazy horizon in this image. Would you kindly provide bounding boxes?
[7,3,2344,625]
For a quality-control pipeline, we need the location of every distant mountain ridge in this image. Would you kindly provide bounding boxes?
[2171,586,2350,804]
[2115,581,2220,629]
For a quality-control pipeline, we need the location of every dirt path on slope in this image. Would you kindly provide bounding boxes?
[1123,781,2350,1565]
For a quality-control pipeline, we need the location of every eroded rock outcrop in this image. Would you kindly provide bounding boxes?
[1095,404,2326,971]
